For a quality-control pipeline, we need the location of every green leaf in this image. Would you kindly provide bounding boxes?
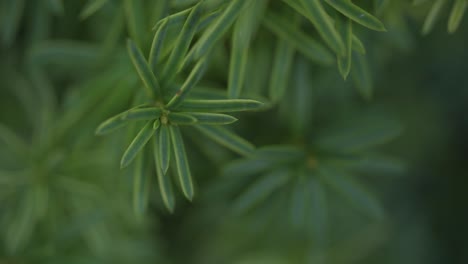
[232,169,290,214]
[153,119,160,129]
[228,0,267,99]
[223,158,274,178]
[289,171,308,228]
[315,113,403,153]
[448,0,467,33]
[155,150,175,212]
[166,57,208,109]
[195,125,255,156]
[263,12,334,65]
[337,17,353,80]
[154,128,175,212]
[178,99,264,112]
[269,40,295,102]
[133,150,151,216]
[95,105,155,135]
[255,145,306,163]
[422,0,447,35]
[152,6,193,30]
[161,2,203,85]
[187,112,237,125]
[121,121,155,168]
[351,51,373,100]
[288,57,315,136]
[149,19,169,73]
[127,39,161,99]
[95,114,128,135]
[168,112,198,125]
[308,177,328,240]
[157,124,171,174]
[319,166,383,219]
[123,108,162,121]
[352,35,366,54]
[186,86,227,99]
[152,2,220,32]
[169,126,194,200]
[331,154,407,175]
[80,0,109,20]
[228,26,249,99]
[324,0,387,31]
[124,0,146,47]
[292,0,346,55]
[186,0,246,63]
[1,0,24,46]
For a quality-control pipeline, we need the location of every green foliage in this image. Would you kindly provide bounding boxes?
[0,0,466,263]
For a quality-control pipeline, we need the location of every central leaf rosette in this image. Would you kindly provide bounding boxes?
[96,2,264,213]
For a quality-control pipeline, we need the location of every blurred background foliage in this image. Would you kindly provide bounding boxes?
[0,0,467,263]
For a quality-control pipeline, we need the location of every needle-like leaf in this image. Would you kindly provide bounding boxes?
[133,150,151,216]
[232,169,290,214]
[422,0,447,35]
[168,112,198,125]
[154,128,175,212]
[263,12,334,65]
[352,35,366,54]
[331,154,407,175]
[169,126,194,200]
[121,121,155,168]
[187,113,237,125]
[185,0,246,63]
[337,17,353,79]
[166,57,208,109]
[95,112,128,135]
[1,0,24,46]
[351,52,373,100]
[127,39,161,99]
[315,112,402,152]
[80,0,108,20]
[152,6,193,30]
[124,0,146,47]
[308,177,328,240]
[177,99,264,112]
[195,125,255,156]
[123,108,162,121]
[228,0,267,99]
[155,150,175,212]
[293,0,346,55]
[324,0,387,31]
[255,145,306,163]
[448,0,467,33]
[289,172,308,228]
[149,19,169,73]
[96,104,151,135]
[269,40,295,102]
[223,158,274,179]
[161,2,203,85]
[319,166,383,219]
[157,124,171,174]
